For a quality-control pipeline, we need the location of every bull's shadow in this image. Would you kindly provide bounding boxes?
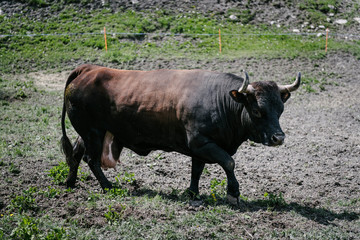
[245,200,359,225]
[131,187,359,226]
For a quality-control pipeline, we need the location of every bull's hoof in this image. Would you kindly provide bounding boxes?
[184,188,200,200]
[226,194,246,209]
[226,194,239,205]
[189,199,203,208]
[65,178,76,189]
[101,182,113,192]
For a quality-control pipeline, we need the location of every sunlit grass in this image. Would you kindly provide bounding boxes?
[1,8,359,74]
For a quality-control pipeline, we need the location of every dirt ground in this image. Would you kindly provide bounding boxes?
[1,52,359,238]
[0,0,359,237]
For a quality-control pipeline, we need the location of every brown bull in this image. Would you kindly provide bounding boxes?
[61,64,300,205]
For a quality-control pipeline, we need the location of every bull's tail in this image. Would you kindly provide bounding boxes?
[60,66,87,166]
[61,103,74,166]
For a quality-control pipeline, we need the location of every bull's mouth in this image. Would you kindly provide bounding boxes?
[266,140,284,147]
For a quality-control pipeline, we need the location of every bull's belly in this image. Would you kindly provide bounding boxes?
[120,138,192,157]
[125,142,191,156]
[109,121,191,157]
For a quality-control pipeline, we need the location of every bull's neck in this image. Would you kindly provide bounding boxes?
[222,93,249,150]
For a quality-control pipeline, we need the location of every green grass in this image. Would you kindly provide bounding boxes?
[1,8,359,74]
[0,77,61,163]
[298,0,339,14]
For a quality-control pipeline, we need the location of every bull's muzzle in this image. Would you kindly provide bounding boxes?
[271,132,285,146]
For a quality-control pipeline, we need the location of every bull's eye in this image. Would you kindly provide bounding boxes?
[252,109,262,118]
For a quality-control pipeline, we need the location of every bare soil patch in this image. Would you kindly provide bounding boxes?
[16,71,69,91]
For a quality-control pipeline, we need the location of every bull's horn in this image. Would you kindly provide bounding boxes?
[279,72,301,93]
[238,72,250,93]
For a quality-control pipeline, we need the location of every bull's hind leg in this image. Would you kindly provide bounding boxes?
[83,130,112,190]
[65,136,84,188]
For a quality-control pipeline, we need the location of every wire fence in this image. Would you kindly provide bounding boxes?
[1,28,359,66]
[1,30,360,39]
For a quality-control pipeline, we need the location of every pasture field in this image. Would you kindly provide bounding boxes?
[1,1,359,239]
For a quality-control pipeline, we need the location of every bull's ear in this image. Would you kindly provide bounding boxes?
[229,90,247,103]
[280,91,291,103]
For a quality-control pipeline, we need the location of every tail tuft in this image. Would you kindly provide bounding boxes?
[61,135,74,167]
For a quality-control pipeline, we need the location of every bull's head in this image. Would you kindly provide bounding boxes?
[229,72,301,146]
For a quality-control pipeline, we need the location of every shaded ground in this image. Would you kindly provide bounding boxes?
[1,53,359,239]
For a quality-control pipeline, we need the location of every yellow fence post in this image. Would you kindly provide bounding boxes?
[104,26,108,52]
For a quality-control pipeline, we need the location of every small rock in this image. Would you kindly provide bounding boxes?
[293,29,300,33]
[328,4,335,9]
[310,25,315,29]
[131,0,139,4]
[354,17,360,24]
[270,21,275,25]
[229,15,237,20]
[276,24,281,28]
[316,33,323,37]
[328,13,335,17]
[335,19,348,25]
[318,25,325,29]
[327,18,331,22]
[0,8,2,15]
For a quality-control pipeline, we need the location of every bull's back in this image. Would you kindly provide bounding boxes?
[67,66,216,154]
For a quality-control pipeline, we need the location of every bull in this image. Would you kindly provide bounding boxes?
[61,64,300,205]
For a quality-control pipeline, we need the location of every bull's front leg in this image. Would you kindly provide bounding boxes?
[188,157,205,198]
[191,142,241,206]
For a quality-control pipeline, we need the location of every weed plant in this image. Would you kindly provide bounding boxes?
[262,192,286,211]
[10,215,40,240]
[47,161,88,185]
[205,178,227,205]
[120,171,136,185]
[8,187,38,213]
[104,204,126,225]
[39,186,62,199]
